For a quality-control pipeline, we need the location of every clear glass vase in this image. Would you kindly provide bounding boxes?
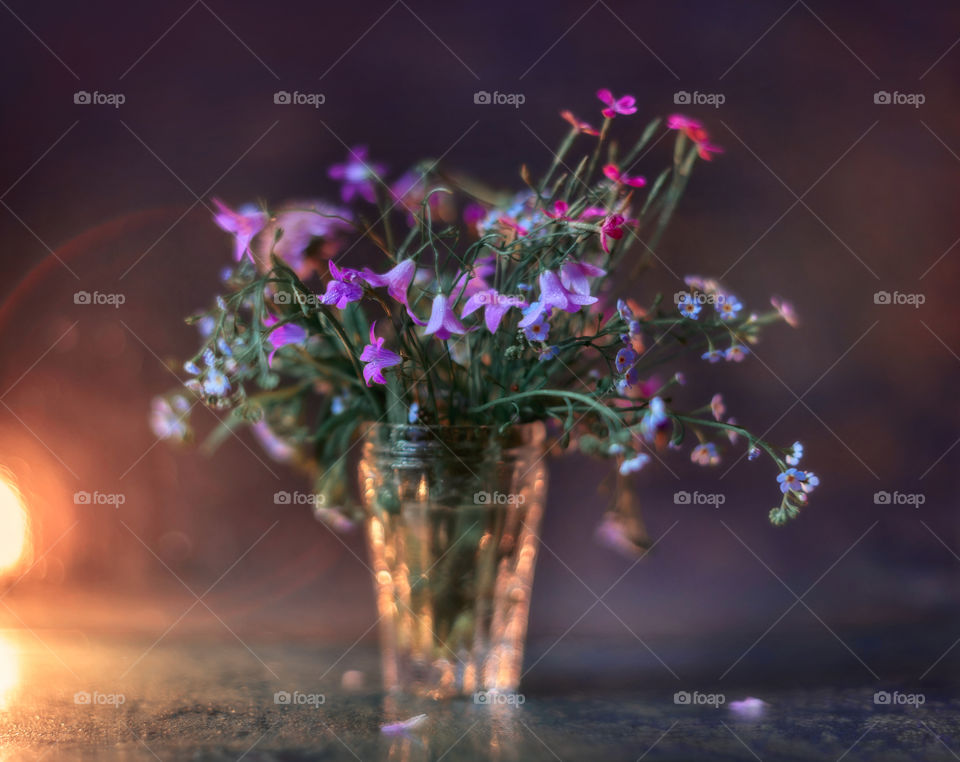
[359,422,548,698]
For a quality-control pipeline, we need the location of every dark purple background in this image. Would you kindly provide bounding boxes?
[0,0,956,688]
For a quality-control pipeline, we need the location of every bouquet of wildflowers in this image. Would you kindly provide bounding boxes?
[151,89,818,536]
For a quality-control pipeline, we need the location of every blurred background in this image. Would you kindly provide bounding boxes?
[0,0,956,693]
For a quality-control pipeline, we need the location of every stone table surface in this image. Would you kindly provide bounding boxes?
[0,631,955,761]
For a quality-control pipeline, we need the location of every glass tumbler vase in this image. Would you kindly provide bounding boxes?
[358,422,548,698]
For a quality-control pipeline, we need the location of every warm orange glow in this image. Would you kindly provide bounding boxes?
[0,633,19,709]
[0,477,29,576]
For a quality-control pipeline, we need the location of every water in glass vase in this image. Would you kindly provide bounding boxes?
[359,423,547,698]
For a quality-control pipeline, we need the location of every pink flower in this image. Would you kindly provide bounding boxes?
[361,259,425,324]
[424,294,468,341]
[251,421,296,462]
[212,198,267,261]
[596,89,637,118]
[695,141,724,161]
[320,260,364,309]
[771,296,799,328]
[560,110,599,136]
[380,713,428,736]
[471,254,497,281]
[450,265,491,306]
[254,201,352,275]
[729,697,767,720]
[359,322,402,386]
[599,214,627,253]
[711,393,725,421]
[391,171,455,225]
[463,202,487,227]
[603,164,646,188]
[497,216,528,237]
[328,146,386,203]
[461,288,525,334]
[667,114,702,132]
[544,200,576,221]
[264,314,307,367]
[667,114,724,161]
[519,270,597,328]
[560,261,606,297]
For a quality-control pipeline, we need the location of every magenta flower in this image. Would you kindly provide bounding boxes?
[603,164,646,188]
[596,89,637,118]
[360,322,402,386]
[212,198,267,261]
[361,259,425,324]
[424,294,469,341]
[264,314,307,366]
[463,202,487,228]
[320,260,364,309]
[667,114,702,132]
[544,200,578,221]
[561,109,599,136]
[667,115,724,161]
[695,140,724,161]
[328,146,386,204]
[560,261,606,297]
[599,214,627,254]
[461,288,525,334]
[519,270,597,328]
